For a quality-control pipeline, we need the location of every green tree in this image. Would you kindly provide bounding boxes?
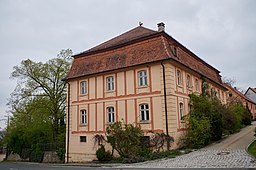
[8,49,72,142]
[6,49,72,161]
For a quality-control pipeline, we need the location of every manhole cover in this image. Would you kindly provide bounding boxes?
[217,151,230,155]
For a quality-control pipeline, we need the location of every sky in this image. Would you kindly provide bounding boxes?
[0,0,255,129]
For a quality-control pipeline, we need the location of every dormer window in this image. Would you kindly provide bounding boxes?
[171,46,177,56]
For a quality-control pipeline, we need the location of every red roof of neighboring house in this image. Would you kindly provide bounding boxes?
[225,84,256,105]
[66,25,225,88]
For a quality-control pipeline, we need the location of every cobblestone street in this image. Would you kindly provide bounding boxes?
[119,122,256,168]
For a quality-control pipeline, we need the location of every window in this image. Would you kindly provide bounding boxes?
[195,79,199,92]
[187,75,191,88]
[80,136,87,142]
[139,104,149,121]
[80,81,87,95]
[177,70,181,85]
[138,70,148,86]
[80,110,87,125]
[106,76,114,91]
[179,103,184,120]
[140,136,150,147]
[107,107,115,123]
[171,46,177,56]
[228,92,232,97]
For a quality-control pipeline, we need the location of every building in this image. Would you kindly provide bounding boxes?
[245,87,256,103]
[64,23,227,162]
[225,85,256,119]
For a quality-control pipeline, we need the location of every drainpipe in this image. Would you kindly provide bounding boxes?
[66,82,70,163]
[161,62,170,150]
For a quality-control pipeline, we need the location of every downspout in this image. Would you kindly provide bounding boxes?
[66,82,70,163]
[161,62,170,150]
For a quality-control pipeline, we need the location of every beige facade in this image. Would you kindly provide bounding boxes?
[66,61,226,162]
[65,24,227,162]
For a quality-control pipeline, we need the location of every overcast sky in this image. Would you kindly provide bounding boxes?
[0,0,255,128]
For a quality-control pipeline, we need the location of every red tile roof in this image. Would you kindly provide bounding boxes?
[226,84,256,105]
[66,25,225,88]
[78,26,158,56]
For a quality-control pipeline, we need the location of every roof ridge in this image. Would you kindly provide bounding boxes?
[74,26,158,58]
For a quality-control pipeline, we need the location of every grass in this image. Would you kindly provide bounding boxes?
[248,140,256,158]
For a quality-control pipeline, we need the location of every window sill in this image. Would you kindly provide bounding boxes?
[79,94,88,97]
[106,122,115,125]
[105,90,115,93]
[80,124,88,127]
[177,84,183,88]
[139,120,150,124]
[137,85,149,89]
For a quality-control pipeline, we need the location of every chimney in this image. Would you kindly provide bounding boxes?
[157,22,165,32]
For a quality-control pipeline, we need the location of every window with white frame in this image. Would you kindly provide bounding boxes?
[179,103,184,120]
[138,70,148,86]
[107,107,115,123]
[177,70,181,85]
[106,76,114,91]
[80,81,87,95]
[187,75,191,88]
[139,104,149,121]
[80,110,87,125]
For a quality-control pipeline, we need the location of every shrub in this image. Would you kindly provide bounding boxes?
[222,105,238,134]
[56,147,65,163]
[96,145,112,162]
[242,104,252,125]
[182,117,211,148]
[106,122,143,159]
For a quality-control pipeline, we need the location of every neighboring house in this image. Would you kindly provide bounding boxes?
[245,87,256,103]
[64,23,227,162]
[225,85,256,119]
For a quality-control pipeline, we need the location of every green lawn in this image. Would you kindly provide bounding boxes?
[248,140,256,158]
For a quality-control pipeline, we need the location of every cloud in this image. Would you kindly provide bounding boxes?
[0,0,255,123]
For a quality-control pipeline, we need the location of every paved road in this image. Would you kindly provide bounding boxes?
[121,122,256,168]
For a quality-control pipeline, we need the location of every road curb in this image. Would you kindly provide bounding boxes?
[246,137,256,159]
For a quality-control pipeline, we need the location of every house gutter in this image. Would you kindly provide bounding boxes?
[161,62,170,150]
[66,82,70,163]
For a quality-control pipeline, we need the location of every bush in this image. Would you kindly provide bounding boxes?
[29,144,44,162]
[242,105,252,125]
[56,147,65,163]
[96,145,112,162]
[182,117,211,148]
[106,122,143,159]
[222,105,238,134]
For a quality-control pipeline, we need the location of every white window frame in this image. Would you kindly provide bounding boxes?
[177,70,181,85]
[106,76,114,91]
[139,104,149,121]
[107,106,115,123]
[80,81,87,95]
[80,110,87,125]
[138,70,148,86]
[179,103,184,120]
